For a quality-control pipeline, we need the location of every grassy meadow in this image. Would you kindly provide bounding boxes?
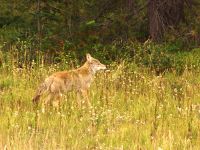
[0,53,200,150]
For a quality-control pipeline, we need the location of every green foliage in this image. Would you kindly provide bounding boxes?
[2,38,200,77]
[0,77,13,90]
[0,0,199,58]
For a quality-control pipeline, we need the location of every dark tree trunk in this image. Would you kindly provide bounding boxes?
[148,0,164,42]
[148,0,185,42]
[126,0,135,11]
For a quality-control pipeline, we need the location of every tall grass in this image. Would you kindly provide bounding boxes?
[0,50,199,150]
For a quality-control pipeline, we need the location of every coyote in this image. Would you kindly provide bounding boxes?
[32,53,106,107]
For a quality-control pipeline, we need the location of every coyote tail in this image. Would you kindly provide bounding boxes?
[32,82,47,104]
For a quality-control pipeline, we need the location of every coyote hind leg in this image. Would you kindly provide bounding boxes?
[44,93,54,105]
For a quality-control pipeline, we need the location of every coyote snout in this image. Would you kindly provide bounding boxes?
[32,53,106,108]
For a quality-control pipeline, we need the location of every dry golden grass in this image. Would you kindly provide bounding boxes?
[0,61,199,150]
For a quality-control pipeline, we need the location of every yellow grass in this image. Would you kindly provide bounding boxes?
[0,61,199,150]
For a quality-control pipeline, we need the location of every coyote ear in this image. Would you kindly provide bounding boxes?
[86,53,92,62]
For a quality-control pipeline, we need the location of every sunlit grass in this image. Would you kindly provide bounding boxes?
[0,61,199,150]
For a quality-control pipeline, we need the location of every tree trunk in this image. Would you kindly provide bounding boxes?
[148,0,185,42]
[148,0,164,42]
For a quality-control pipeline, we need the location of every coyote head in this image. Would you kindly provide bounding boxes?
[86,53,106,72]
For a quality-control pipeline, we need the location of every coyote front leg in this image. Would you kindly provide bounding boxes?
[77,91,82,108]
[80,89,91,107]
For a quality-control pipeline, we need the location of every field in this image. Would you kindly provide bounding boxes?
[0,58,200,150]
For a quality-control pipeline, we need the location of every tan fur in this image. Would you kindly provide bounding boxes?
[32,53,106,107]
